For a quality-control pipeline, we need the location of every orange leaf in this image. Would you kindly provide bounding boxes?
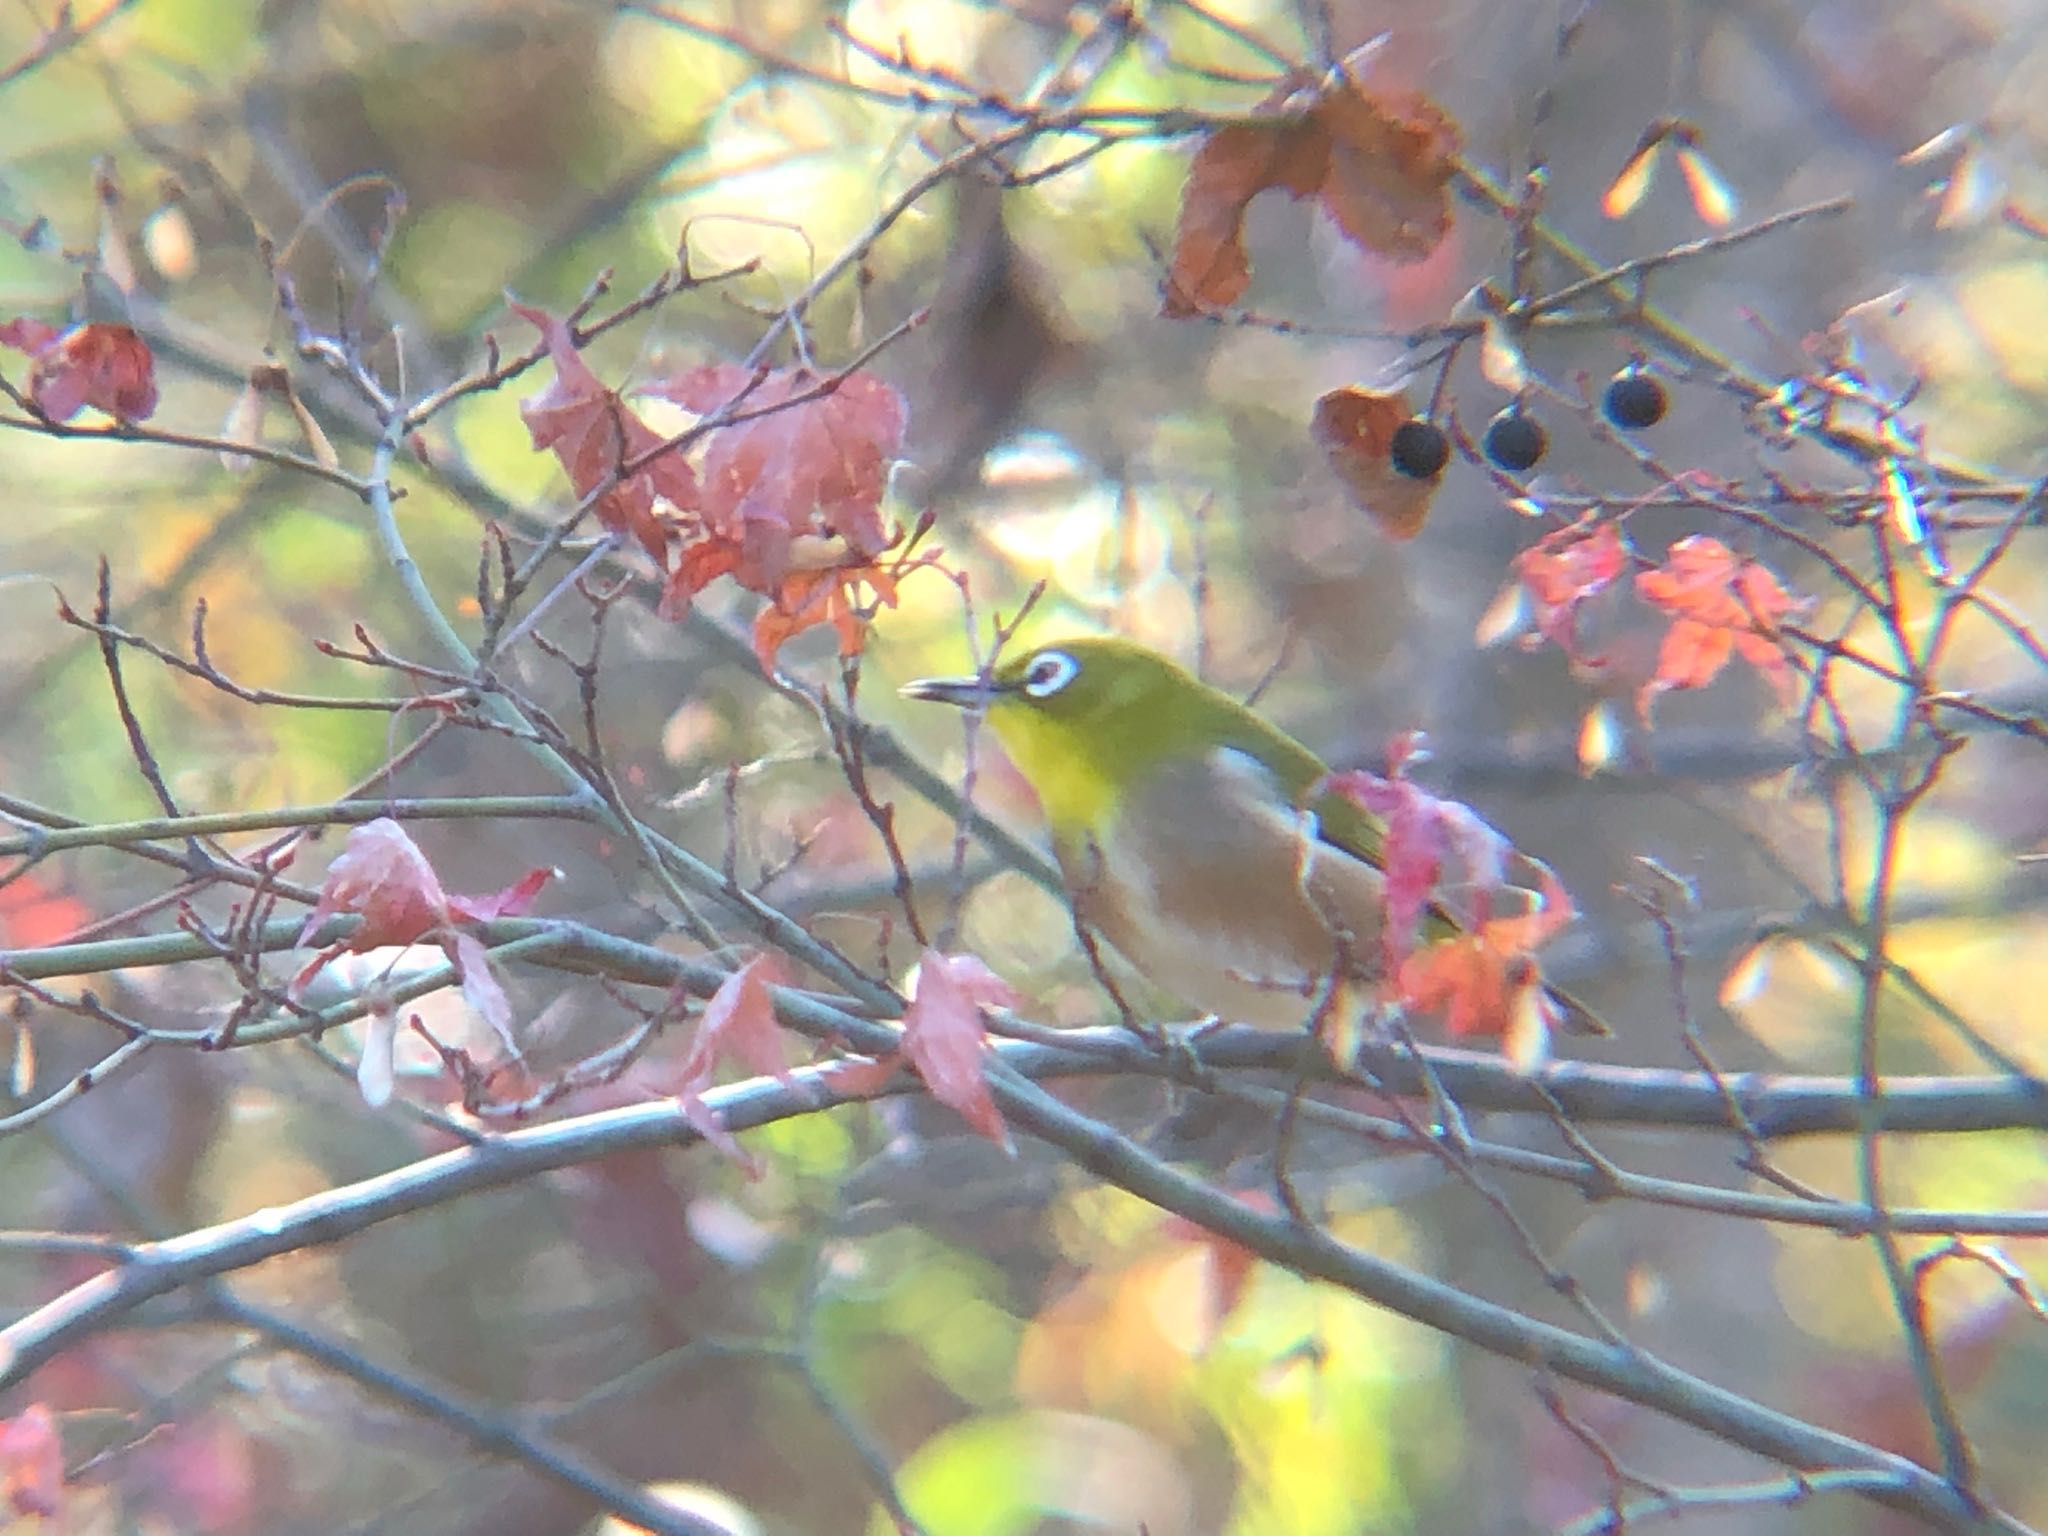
[1162,1190,1278,1336]
[1634,536,1803,716]
[1312,78,1461,262]
[1512,521,1631,660]
[1310,386,1439,538]
[743,545,943,673]
[1164,118,1329,316]
[1395,874,1574,1056]
[1164,74,1459,316]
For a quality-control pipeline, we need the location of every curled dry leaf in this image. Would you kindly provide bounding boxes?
[1634,535,1804,718]
[1164,71,1460,316]
[0,318,158,422]
[1311,386,1439,538]
[514,301,693,565]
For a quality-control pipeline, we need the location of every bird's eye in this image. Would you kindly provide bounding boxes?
[1021,650,1080,698]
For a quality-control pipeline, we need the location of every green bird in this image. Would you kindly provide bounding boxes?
[902,636,1606,1042]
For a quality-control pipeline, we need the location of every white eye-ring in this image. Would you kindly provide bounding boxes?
[1021,650,1080,699]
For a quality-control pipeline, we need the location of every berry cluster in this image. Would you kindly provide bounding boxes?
[1388,367,1670,482]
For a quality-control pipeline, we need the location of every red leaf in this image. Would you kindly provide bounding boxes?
[641,362,909,642]
[446,865,554,924]
[817,1053,903,1098]
[1310,386,1439,539]
[1633,536,1803,717]
[668,954,797,1166]
[294,820,553,959]
[0,320,157,422]
[646,364,905,571]
[0,1402,61,1519]
[1513,521,1630,659]
[512,301,692,564]
[1164,73,1459,316]
[899,949,1021,1151]
[1322,743,1513,976]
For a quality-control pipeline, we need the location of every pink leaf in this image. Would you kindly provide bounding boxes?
[446,930,518,1053]
[1321,749,1513,973]
[0,1402,61,1519]
[1513,521,1630,659]
[667,954,797,1170]
[295,818,450,950]
[675,954,797,1091]
[817,1054,903,1097]
[899,949,1020,1152]
[642,363,906,591]
[290,819,554,1094]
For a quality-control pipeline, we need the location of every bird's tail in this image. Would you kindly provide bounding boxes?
[1547,983,1612,1038]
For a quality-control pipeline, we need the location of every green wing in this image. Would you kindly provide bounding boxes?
[1211,701,1606,1030]
[1308,779,1388,871]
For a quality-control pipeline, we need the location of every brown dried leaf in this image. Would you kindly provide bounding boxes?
[1310,386,1438,539]
[1164,76,1460,316]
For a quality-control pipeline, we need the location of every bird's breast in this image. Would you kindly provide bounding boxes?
[1055,748,1391,1029]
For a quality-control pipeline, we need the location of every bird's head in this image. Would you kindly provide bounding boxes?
[901,637,1272,833]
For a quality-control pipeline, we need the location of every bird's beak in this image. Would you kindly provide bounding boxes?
[900,673,1002,709]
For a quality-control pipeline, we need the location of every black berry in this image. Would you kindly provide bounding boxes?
[1604,369,1668,430]
[1482,407,1547,473]
[1389,418,1450,480]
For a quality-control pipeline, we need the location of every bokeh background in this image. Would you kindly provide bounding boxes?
[3,1,2048,1532]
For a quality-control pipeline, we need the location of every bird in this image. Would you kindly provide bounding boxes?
[901,635,1607,1044]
